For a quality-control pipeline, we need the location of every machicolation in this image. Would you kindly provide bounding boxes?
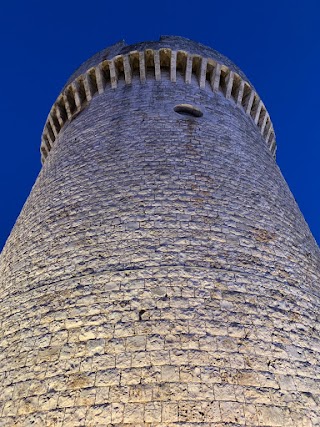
[41,39,276,164]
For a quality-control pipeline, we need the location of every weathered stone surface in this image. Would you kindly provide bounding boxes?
[0,36,320,426]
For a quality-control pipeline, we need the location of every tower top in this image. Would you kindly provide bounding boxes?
[66,36,250,86]
[41,36,276,163]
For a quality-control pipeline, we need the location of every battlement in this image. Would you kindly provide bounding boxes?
[41,43,276,163]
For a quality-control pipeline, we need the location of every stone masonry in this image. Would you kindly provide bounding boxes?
[0,36,319,426]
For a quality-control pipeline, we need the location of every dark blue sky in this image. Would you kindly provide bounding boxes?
[0,0,319,250]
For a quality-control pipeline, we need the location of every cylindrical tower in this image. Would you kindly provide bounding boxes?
[0,36,319,426]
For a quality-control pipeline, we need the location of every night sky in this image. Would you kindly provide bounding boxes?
[0,0,319,251]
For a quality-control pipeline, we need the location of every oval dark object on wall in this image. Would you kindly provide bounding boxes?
[174,104,203,117]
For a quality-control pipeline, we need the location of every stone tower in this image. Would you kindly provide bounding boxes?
[0,36,319,426]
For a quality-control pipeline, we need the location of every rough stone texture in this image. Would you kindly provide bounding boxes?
[0,37,320,426]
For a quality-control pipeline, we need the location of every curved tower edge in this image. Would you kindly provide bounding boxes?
[40,40,276,164]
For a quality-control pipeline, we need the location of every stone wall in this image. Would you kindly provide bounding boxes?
[0,37,319,426]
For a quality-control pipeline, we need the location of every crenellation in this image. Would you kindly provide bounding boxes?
[266,126,273,145]
[83,71,94,101]
[123,55,132,85]
[218,66,227,94]
[159,48,171,69]
[269,138,277,154]
[230,72,241,101]
[138,51,146,82]
[212,62,222,91]
[185,54,193,84]
[199,57,208,89]
[54,103,65,127]
[225,70,235,99]
[42,133,51,153]
[65,86,77,115]
[259,108,268,133]
[245,89,255,115]
[170,50,177,82]
[114,55,125,81]
[153,50,161,82]
[95,64,106,94]
[236,78,246,105]
[48,116,58,138]
[108,59,118,89]
[128,50,138,73]
[254,100,263,125]
[250,94,261,122]
[192,54,201,81]
[71,80,82,110]
[145,49,155,71]
[176,50,187,74]
[39,46,277,161]
[62,92,72,120]
[263,118,272,140]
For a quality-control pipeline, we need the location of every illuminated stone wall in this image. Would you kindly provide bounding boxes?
[0,36,319,426]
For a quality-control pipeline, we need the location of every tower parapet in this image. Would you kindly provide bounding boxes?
[41,36,276,163]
